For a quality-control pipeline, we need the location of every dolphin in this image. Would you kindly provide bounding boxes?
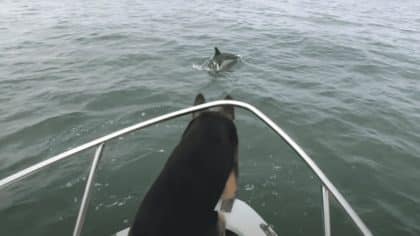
[208,47,239,72]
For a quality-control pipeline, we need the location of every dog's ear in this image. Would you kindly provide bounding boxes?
[221,95,235,120]
[194,93,206,105]
[193,93,206,119]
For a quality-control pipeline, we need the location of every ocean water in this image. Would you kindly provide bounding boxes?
[1,0,420,235]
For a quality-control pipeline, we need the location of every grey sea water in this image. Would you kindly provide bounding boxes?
[1,0,420,235]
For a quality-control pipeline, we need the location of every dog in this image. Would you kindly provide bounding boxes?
[129,94,239,236]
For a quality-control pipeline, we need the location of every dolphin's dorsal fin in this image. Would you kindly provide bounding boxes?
[214,47,221,56]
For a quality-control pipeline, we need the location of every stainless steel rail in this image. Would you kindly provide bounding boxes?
[0,100,372,236]
[73,144,104,236]
[322,185,332,236]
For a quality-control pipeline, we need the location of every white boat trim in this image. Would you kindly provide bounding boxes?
[115,199,277,236]
[0,100,373,236]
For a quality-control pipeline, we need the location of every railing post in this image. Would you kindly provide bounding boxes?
[322,185,331,236]
[73,143,105,236]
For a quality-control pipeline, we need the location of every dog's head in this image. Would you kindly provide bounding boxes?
[191,93,239,211]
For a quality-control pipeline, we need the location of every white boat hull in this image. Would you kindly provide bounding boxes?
[115,199,277,236]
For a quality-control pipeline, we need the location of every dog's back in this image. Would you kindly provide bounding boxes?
[129,103,238,236]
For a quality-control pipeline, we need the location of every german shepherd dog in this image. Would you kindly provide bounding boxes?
[129,94,239,236]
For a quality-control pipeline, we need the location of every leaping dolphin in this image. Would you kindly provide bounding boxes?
[208,47,239,72]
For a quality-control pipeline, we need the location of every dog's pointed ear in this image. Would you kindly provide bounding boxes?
[193,93,206,119]
[221,95,235,120]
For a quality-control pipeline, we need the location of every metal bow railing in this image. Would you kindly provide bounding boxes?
[0,100,372,236]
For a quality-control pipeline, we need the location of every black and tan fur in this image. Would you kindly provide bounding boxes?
[129,94,239,236]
